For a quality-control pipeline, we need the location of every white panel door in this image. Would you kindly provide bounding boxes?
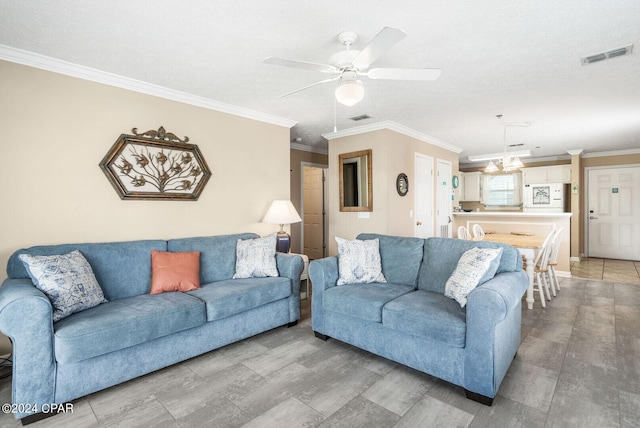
[303,166,326,259]
[414,154,434,238]
[436,159,453,238]
[587,166,640,260]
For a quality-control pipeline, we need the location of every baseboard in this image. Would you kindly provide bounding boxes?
[570,256,581,262]
[557,270,571,278]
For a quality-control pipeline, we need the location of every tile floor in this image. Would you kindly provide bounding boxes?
[571,257,640,285]
[0,270,639,427]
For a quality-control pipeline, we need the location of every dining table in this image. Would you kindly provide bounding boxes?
[478,233,547,310]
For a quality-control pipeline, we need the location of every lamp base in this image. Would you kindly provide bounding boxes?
[275,231,291,253]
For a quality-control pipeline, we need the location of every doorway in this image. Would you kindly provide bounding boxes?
[436,159,453,238]
[586,165,640,260]
[414,153,434,238]
[302,164,328,260]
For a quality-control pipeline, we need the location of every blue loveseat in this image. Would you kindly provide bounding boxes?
[0,233,303,422]
[309,233,528,405]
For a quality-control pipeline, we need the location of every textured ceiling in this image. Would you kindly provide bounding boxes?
[1,0,639,164]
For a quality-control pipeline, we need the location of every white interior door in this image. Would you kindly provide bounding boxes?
[587,166,640,260]
[436,159,453,237]
[414,154,434,238]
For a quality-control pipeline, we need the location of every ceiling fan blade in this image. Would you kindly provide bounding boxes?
[263,56,338,74]
[353,27,407,69]
[367,67,442,81]
[277,76,341,98]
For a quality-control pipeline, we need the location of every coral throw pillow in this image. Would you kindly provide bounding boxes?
[150,250,201,294]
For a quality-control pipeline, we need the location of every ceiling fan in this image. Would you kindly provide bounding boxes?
[263,27,441,106]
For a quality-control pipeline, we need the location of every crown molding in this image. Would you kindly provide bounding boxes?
[582,148,640,158]
[322,120,463,154]
[0,44,297,129]
[290,142,328,155]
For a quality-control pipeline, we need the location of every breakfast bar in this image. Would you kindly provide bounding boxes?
[453,212,572,309]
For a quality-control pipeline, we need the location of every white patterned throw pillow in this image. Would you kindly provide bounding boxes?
[335,236,387,286]
[233,234,279,279]
[18,250,108,322]
[445,247,503,308]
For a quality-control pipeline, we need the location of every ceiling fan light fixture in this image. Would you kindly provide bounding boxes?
[335,78,364,106]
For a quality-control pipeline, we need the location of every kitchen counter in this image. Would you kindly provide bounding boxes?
[454,212,572,218]
[453,211,572,275]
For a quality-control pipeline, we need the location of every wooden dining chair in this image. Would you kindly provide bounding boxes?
[472,224,485,240]
[533,230,555,307]
[457,226,472,240]
[546,228,564,295]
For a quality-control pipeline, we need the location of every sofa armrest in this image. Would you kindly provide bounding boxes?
[276,253,304,323]
[463,270,528,397]
[308,256,339,335]
[467,270,529,323]
[0,279,56,418]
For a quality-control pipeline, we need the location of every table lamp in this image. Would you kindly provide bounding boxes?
[262,200,302,253]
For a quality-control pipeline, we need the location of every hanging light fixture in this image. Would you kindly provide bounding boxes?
[467,116,531,172]
[334,71,364,106]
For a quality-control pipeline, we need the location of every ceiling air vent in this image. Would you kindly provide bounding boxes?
[349,114,371,121]
[581,44,633,65]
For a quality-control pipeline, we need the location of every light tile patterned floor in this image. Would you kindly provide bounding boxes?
[571,258,640,285]
[0,274,639,427]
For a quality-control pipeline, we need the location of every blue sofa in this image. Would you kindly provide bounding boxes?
[309,234,528,405]
[0,233,303,422]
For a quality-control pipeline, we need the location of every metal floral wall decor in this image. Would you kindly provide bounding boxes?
[100,126,211,200]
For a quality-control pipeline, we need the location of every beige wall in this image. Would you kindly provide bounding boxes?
[289,149,328,254]
[0,60,293,281]
[327,128,459,255]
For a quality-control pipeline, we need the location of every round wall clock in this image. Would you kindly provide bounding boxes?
[396,173,409,196]
[452,175,460,189]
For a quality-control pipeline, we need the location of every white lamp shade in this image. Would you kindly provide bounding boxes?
[484,160,499,172]
[335,79,365,106]
[262,200,302,225]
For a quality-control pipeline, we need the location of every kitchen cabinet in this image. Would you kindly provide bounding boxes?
[521,165,571,184]
[461,171,481,201]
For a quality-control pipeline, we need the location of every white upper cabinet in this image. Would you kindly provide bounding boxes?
[461,171,481,201]
[521,165,571,184]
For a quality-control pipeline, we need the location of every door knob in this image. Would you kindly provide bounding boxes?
[589,216,598,220]
[416,221,422,226]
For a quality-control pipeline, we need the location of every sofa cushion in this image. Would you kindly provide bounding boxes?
[232,234,279,279]
[335,236,387,285]
[8,240,168,301]
[418,238,521,294]
[187,277,291,321]
[357,234,424,287]
[382,290,467,348]
[53,292,206,363]
[150,250,201,294]
[18,250,108,322]
[444,247,503,308]
[167,233,258,283]
[323,283,414,323]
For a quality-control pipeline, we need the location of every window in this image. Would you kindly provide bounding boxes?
[481,173,522,207]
